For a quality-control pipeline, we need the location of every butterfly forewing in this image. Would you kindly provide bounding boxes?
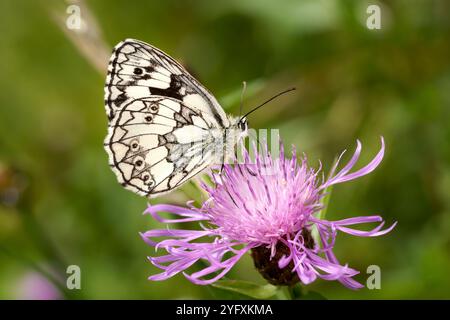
[104,39,228,126]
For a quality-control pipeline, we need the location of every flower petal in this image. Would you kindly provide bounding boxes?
[183,246,252,285]
[144,204,208,223]
[140,229,212,246]
[323,137,385,188]
[337,221,397,237]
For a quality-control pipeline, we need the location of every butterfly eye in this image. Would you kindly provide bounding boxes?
[239,119,248,131]
[149,104,159,113]
[133,67,143,75]
[144,115,153,122]
[134,157,145,169]
[130,139,140,151]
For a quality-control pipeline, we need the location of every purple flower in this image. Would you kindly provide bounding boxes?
[141,138,396,289]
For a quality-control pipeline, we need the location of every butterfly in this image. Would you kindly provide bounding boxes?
[104,39,249,198]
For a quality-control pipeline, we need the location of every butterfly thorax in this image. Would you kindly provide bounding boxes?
[208,115,248,165]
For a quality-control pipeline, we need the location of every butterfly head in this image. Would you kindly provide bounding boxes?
[238,117,248,133]
[229,116,248,142]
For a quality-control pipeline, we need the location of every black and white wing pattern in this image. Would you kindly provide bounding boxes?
[105,97,218,197]
[104,39,240,198]
[104,38,228,127]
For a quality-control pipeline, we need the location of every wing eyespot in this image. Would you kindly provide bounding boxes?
[130,139,140,151]
[149,104,159,113]
[134,157,145,169]
[133,67,143,75]
[144,115,153,122]
[142,173,155,187]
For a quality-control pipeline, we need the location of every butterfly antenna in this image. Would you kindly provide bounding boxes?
[239,81,247,119]
[239,87,296,122]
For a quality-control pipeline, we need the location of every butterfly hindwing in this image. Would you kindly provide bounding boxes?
[105,96,217,197]
[104,39,229,127]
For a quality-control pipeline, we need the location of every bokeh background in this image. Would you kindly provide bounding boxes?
[1,0,449,299]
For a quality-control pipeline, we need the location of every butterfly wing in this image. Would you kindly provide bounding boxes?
[104,39,236,198]
[105,96,221,197]
[104,38,229,127]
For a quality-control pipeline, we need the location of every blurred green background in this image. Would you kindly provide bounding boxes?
[1,0,449,299]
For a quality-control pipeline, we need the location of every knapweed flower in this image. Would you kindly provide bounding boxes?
[141,138,396,289]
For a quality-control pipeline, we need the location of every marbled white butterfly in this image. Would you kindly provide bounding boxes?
[104,39,249,198]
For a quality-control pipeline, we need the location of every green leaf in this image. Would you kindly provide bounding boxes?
[211,280,280,299]
[317,184,333,220]
[317,154,342,221]
[311,157,337,243]
[311,184,333,244]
